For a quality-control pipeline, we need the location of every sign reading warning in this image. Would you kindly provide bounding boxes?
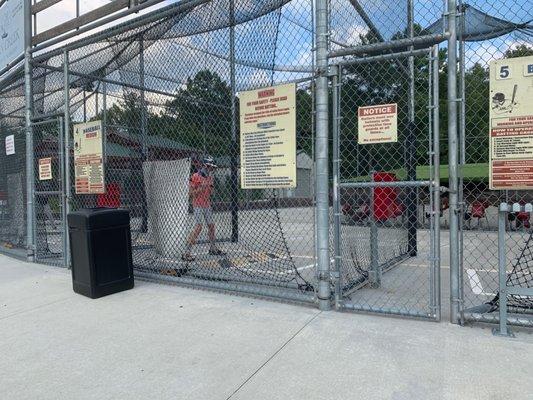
[489,55,533,190]
[38,158,52,181]
[74,120,105,194]
[358,103,398,144]
[239,83,296,189]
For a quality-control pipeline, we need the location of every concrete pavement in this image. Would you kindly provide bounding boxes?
[0,254,532,400]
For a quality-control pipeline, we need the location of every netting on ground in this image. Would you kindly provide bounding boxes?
[486,230,533,311]
[0,0,319,297]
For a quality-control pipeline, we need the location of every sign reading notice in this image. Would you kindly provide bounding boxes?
[38,158,52,181]
[239,83,296,189]
[0,0,24,69]
[74,120,105,194]
[358,103,398,144]
[489,55,533,190]
[5,134,14,155]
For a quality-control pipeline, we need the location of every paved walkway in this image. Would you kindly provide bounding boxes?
[1,254,532,400]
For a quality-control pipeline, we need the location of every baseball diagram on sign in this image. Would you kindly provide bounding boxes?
[489,55,533,190]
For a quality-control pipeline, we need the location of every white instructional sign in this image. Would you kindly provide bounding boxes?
[5,134,14,155]
[358,103,398,144]
[489,55,533,190]
[0,0,25,69]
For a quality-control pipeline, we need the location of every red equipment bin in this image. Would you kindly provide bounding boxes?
[372,172,400,221]
[96,182,121,208]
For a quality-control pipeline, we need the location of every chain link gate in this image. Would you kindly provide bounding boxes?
[330,45,442,320]
[32,117,67,267]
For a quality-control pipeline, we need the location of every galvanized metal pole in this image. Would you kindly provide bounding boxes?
[447,0,461,324]
[369,171,380,288]
[315,0,331,310]
[58,115,68,268]
[63,50,71,267]
[140,35,147,157]
[139,34,148,233]
[103,80,107,155]
[83,89,87,122]
[24,0,35,262]
[432,45,441,321]
[406,0,417,256]
[496,205,510,336]
[458,1,466,306]
[229,0,239,243]
[331,65,341,305]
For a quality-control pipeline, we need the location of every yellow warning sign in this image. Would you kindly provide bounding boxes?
[73,120,105,194]
[239,83,296,189]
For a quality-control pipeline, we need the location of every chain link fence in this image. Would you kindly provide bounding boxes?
[24,0,317,302]
[457,0,533,327]
[0,122,26,259]
[0,0,532,325]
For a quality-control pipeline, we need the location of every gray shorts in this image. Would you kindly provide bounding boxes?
[193,207,213,225]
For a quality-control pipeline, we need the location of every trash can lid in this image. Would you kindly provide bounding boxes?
[67,208,130,230]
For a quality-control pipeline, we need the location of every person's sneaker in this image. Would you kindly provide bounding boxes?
[208,248,226,256]
[181,253,195,262]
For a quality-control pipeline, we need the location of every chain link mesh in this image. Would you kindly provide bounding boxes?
[33,119,66,267]
[0,123,26,258]
[458,0,533,322]
[9,0,317,301]
[329,0,443,318]
[0,0,532,319]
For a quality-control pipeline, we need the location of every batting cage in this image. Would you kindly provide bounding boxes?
[0,0,318,302]
[1,0,532,327]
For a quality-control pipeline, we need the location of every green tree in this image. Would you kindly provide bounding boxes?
[165,70,233,156]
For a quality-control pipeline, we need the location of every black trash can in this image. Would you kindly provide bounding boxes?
[68,208,134,299]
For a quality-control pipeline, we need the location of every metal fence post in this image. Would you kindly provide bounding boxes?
[447,0,461,324]
[63,50,71,267]
[369,171,380,288]
[24,0,35,262]
[331,64,341,305]
[315,0,331,310]
[406,0,417,257]
[432,45,442,321]
[139,34,149,233]
[229,0,239,243]
[58,116,69,268]
[493,204,512,337]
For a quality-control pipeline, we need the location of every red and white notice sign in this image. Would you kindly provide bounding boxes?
[358,103,398,145]
[490,55,533,189]
[38,157,52,181]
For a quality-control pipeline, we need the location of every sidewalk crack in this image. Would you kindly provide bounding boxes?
[225,311,322,400]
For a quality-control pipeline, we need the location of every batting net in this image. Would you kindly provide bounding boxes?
[489,232,533,311]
